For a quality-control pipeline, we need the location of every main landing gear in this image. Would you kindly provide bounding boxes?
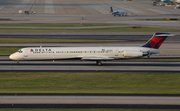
[17,60,19,65]
[96,61,102,66]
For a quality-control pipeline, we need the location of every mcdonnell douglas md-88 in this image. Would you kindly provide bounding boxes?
[110,7,127,16]
[9,33,174,65]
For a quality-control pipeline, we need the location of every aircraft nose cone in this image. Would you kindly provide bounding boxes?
[9,54,17,60]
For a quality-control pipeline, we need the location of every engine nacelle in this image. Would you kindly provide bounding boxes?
[123,50,143,58]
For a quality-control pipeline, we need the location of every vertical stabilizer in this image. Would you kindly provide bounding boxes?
[142,33,174,49]
[110,7,113,12]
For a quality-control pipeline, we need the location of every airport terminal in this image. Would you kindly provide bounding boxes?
[0,0,180,110]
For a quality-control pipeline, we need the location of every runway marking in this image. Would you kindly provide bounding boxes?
[111,4,145,14]
[15,0,31,9]
[0,6,6,10]
[147,9,169,14]
[44,0,55,13]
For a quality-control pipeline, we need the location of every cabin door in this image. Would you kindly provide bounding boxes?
[24,50,28,57]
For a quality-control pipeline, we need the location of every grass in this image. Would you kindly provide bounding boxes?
[0,109,179,111]
[0,23,117,27]
[0,47,21,55]
[0,72,180,94]
[0,27,180,31]
[0,38,126,43]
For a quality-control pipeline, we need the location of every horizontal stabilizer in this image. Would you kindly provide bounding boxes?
[153,33,175,37]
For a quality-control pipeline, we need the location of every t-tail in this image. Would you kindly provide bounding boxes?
[110,7,113,12]
[142,33,174,49]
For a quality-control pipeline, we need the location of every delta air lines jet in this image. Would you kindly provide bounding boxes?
[9,33,174,65]
[110,7,127,16]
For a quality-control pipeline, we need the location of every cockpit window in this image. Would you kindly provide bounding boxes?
[17,50,23,53]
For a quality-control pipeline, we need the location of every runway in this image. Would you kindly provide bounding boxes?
[0,95,180,108]
[1,61,180,72]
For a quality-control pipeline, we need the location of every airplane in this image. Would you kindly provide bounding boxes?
[9,33,174,65]
[110,7,127,17]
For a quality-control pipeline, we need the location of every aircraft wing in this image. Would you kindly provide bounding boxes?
[81,56,115,61]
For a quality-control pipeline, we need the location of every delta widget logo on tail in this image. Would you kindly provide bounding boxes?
[148,37,167,49]
[142,33,174,49]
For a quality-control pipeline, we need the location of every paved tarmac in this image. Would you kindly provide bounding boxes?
[1,96,180,105]
[0,0,180,29]
[1,34,180,41]
[1,31,180,35]
[0,26,123,29]
[0,61,180,72]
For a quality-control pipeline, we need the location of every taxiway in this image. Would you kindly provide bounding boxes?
[1,95,180,105]
[0,95,180,108]
[0,61,180,72]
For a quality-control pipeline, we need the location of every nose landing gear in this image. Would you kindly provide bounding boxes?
[96,61,102,66]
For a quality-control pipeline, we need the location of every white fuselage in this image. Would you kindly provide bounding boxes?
[112,10,127,16]
[9,46,161,60]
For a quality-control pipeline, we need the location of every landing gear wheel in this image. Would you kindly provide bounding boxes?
[96,61,102,66]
